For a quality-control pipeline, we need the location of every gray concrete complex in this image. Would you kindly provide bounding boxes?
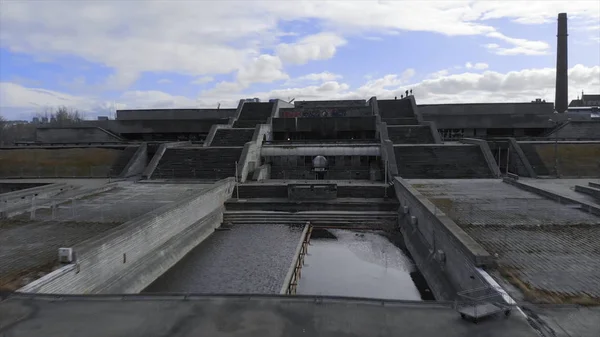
[1,12,599,337]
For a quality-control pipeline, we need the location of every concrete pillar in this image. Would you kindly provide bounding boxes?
[555,13,568,113]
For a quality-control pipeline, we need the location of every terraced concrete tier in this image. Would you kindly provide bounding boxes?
[0,147,132,178]
[13,182,208,223]
[1,182,208,290]
[387,125,435,144]
[519,142,600,177]
[210,128,255,146]
[394,144,494,178]
[144,224,303,294]
[409,179,600,304]
[153,147,243,179]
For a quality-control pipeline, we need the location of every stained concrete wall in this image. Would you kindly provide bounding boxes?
[36,127,122,143]
[419,102,554,116]
[19,178,236,294]
[393,177,493,299]
[142,142,190,179]
[116,109,237,120]
[272,117,377,133]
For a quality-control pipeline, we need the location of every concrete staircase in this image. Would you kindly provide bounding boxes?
[236,184,395,199]
[211,128,255,146]
[382,118,419,125]
[394,144,494,178]
[233,102,273,128]
[153,147,242,179]
[222,210,397,227]
[387,125,435,144]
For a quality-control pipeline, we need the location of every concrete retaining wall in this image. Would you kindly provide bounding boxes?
[393,177,493,298]
[119,143,148,178]
[251,164,271,181]
[19,178,236,294]
[503,178,600,216]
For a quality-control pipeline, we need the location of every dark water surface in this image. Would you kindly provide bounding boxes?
[296,229,426,300]
[144,224,303,294]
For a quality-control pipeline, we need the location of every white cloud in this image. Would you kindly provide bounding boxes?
[157,79,172,84]
[285,72,343,86]
[237,54,288,85]
[465,62,489,70]
[191,76,214,85]
[276,32,347,65]
[2,65,599,120]
[485,32,550,55]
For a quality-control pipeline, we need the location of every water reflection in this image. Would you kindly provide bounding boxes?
[296,229,425,300]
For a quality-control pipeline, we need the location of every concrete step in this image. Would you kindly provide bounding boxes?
[574,185,600,200]
[589,182,600,189]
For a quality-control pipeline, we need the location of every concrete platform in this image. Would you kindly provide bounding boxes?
[1,182,210,291]
[408,179,600,304]
[0,294,539,337]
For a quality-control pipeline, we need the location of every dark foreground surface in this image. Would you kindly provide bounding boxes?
[0,294,539,337]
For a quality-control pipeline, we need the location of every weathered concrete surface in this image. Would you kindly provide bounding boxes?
[525,305,600,337]
[0,294,539,337]
[518,178,599,206]
[145,224,303,294]
[394,178,493,301]
[1,183,210,291]
[116,108,237,120]
[410,179,600,304]
[19,179,234,294]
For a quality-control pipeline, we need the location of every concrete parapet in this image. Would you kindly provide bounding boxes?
[503,177,600,216]
[0,183,72,218]
[574,185,600,200]
[238,124,271,183]
[460,138,501,177]
[142,142,190,179]
[251,164,271,181]
[393,177,494,297]
[423,121,442,144]
[119,143,148,178]
[507,138,536,178]
[204,124,231,147]
[19,178,236,294]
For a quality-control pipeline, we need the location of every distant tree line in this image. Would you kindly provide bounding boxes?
[0,106,83,145]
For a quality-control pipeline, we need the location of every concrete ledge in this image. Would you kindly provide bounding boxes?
[0,183,72,218]
[238,125,269,183]
[142,142,190,179]
[280,224,309,294]
[119,144,147,178]
[98,207,224,293]
[508,138,536,178]
[503,178,600,216]
[574,185,600,200]
[460,138,501,177]
[589,182,600,189]
[423,121,442,144]
[19,178,235,294]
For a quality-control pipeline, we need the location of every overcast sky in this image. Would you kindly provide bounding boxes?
[0,0,599,120]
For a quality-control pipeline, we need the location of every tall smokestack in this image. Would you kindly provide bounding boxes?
[555,13,568,113]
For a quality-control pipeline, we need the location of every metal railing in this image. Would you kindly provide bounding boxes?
[286,225,313,295]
